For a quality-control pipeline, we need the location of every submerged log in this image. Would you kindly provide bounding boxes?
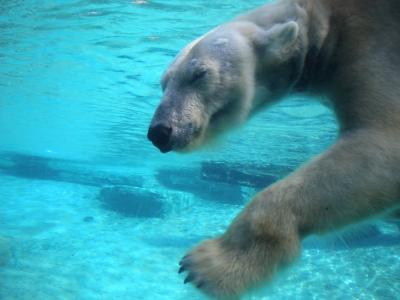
[0,152,143,187]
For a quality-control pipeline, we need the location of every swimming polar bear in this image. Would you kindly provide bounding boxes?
[148,0,400,297]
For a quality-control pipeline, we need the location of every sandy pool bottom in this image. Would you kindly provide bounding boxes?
[0,174,399,300]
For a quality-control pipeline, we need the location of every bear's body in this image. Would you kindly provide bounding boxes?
[148,0,400,297]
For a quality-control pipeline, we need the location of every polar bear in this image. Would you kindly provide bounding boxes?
[148,0,400,297]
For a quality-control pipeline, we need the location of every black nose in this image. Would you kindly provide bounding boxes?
[147,123,173,153]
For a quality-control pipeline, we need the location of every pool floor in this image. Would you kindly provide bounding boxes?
[0,169,399,300]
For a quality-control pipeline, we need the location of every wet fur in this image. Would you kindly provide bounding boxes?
[150,0,400,298]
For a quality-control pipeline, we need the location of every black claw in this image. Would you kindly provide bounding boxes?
[179,255,191,267]
[178,266,185,274]
[180,254,189,264]
[184,273,195,284]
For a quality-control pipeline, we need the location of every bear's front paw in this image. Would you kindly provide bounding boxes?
[179,236,299,298]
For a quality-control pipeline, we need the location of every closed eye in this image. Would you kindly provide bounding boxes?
[190,68,208,83]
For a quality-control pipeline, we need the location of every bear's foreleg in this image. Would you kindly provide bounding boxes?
[179,129,400,298]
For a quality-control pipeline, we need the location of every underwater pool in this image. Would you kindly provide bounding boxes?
[0,0,399,299]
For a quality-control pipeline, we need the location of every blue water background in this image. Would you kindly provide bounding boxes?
[0,1,399,299]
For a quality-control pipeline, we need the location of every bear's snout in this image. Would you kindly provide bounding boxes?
[147,123,173,153]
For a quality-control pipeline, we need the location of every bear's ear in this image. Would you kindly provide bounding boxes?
[254,21,299,61]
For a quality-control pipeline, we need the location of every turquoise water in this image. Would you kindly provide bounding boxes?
[0,1,399,299]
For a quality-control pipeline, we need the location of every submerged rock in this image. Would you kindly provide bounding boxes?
[303,224,399,250]
[156,168,244,204]
[99,186,165,218]
[0,236,12,267]
[83,216,95,223]
[335,224,382,248]
[201,161,291,189]
[156,161,295,204]
[388,208,400,231]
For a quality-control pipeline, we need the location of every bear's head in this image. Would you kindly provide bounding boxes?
[148,21,301,153]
